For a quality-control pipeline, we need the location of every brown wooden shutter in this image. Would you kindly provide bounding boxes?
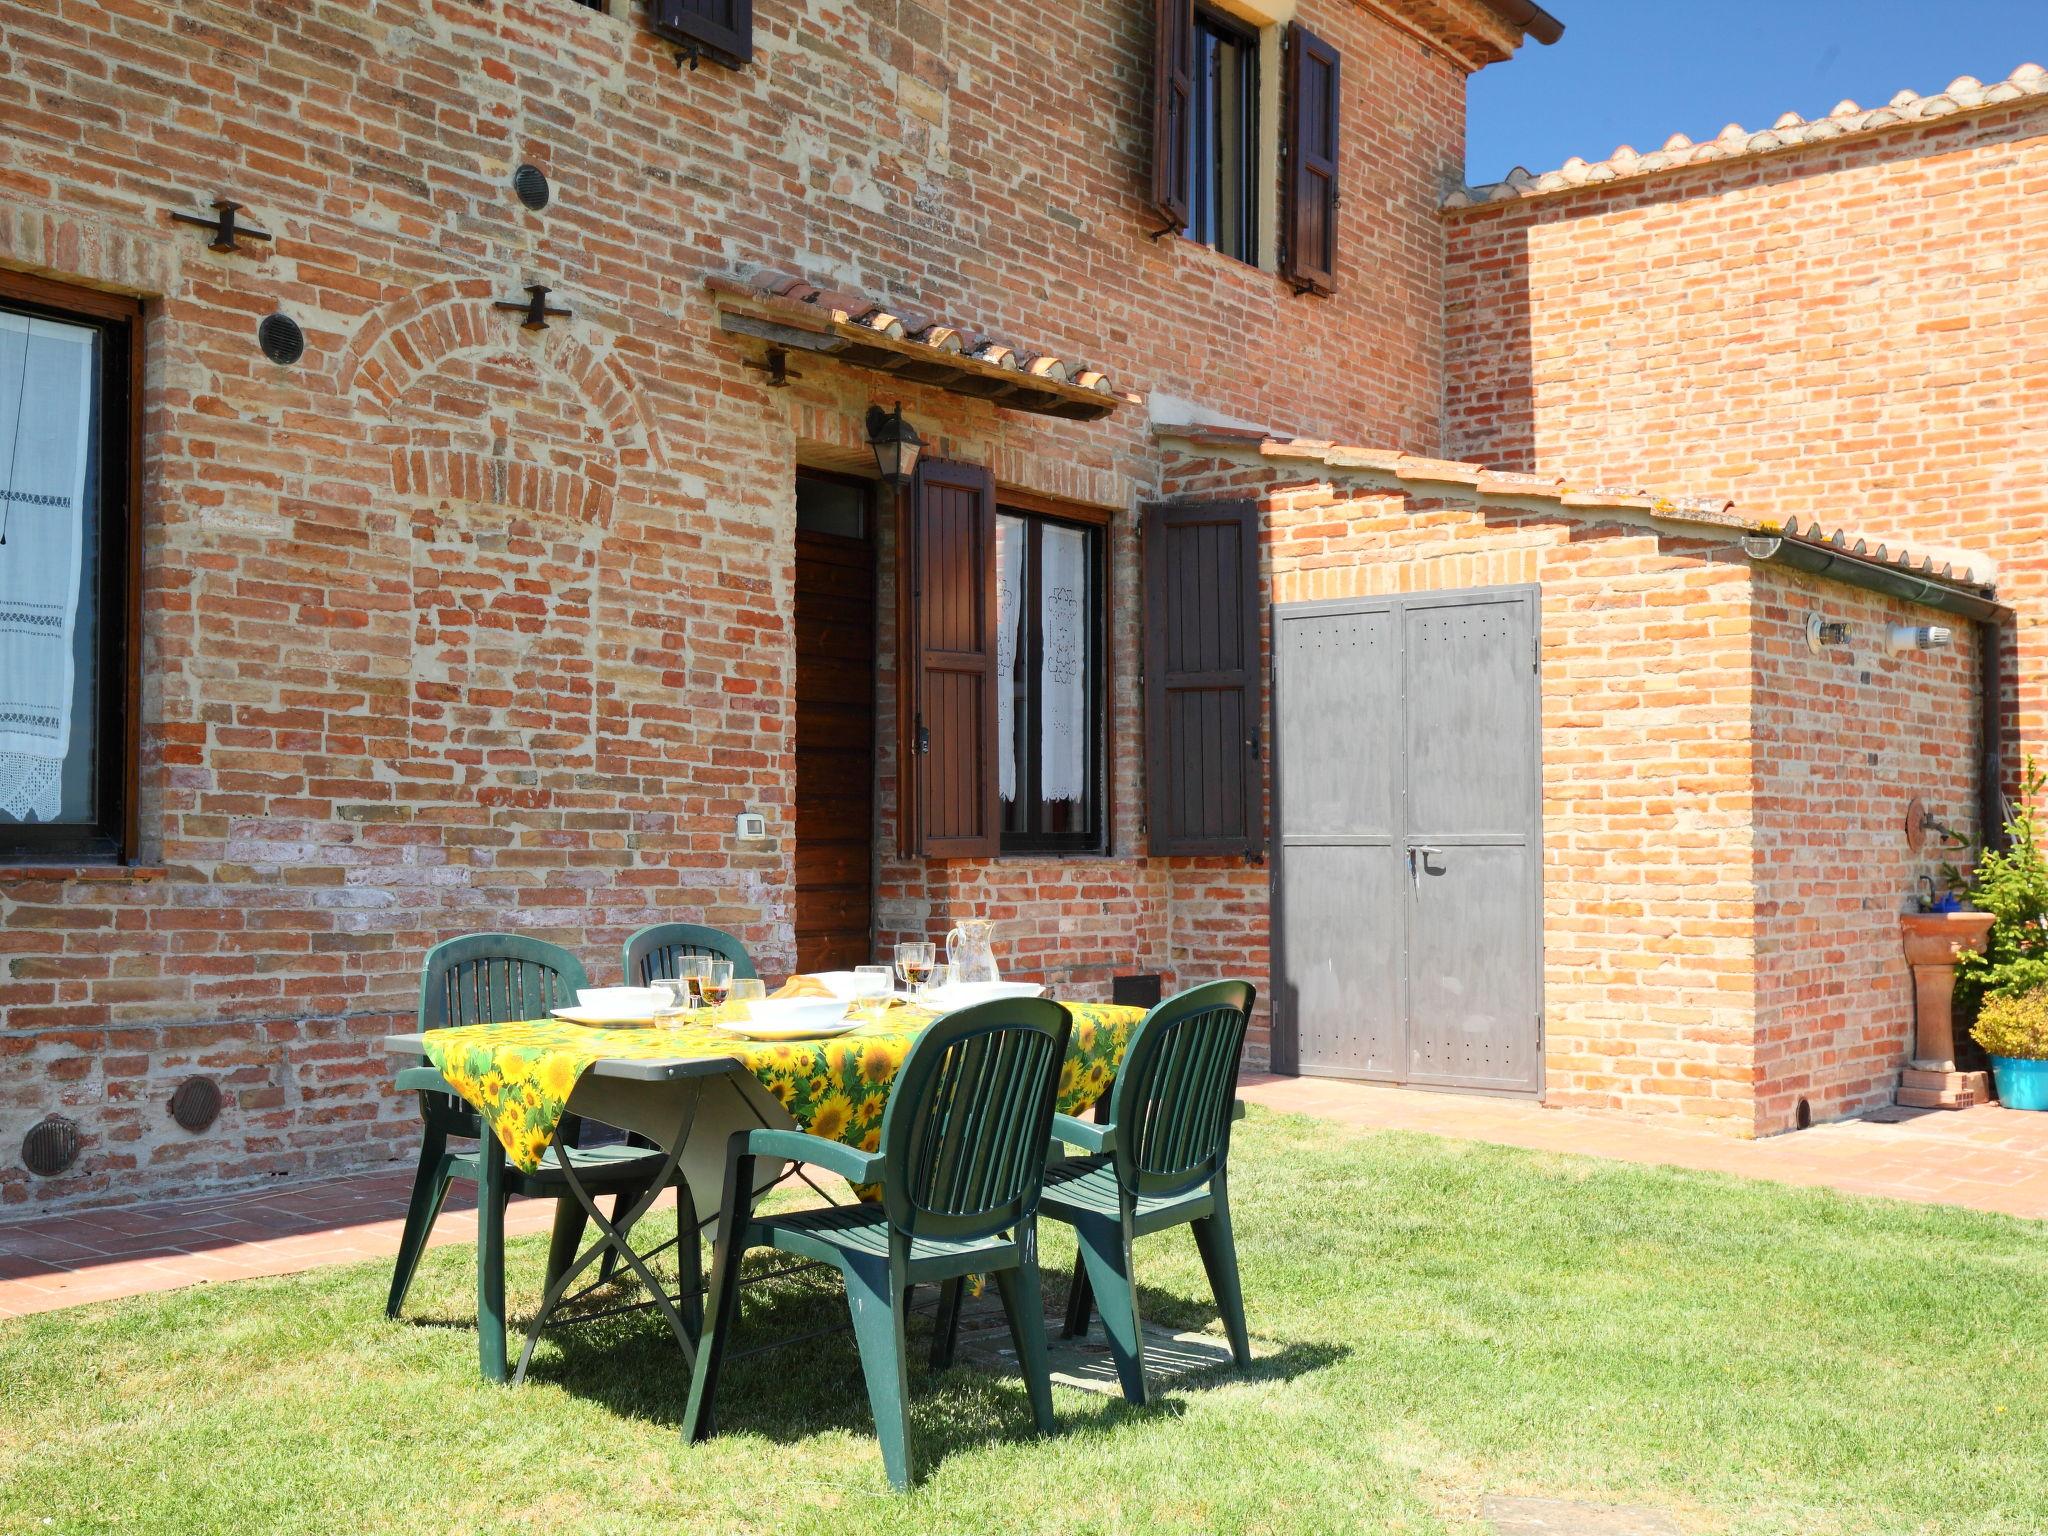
[647,0,753,68]
[905,459,999,859]
[1149,0,1194,234]
[1281,22,1341,295]
[1143,501,1263,857]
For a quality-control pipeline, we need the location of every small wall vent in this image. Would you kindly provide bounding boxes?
[22,1116,81,1177]
[258,313,306,366]
[169,1076,223,1133]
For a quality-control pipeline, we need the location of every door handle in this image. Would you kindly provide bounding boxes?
[1408,845,1443,887]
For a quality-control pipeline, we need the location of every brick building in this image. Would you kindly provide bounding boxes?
[0,0,2028,1210]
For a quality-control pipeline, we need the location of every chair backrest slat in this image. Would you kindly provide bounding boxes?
[1107,980,1255,1201]
[418,934,592,1033]
[882,999,1070,1244]
[621,922,757,987]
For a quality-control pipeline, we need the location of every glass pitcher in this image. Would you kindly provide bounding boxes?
[945,918,1001,985]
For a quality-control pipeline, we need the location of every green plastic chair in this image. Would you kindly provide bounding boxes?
[386,934,686,1383]
[683,998,1073,1491]
[622,922,757,987]
[1005,980,1255,1406]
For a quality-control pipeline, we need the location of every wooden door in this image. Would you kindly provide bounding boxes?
[793,473,877,971]
[1272,586,1542,1094]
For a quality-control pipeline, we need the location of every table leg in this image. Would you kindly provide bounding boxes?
[512,1080,703,1385]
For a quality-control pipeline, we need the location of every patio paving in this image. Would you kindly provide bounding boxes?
[5,1074,2048,1320]
[0,1168,566,1319]
[1239,1072,2048,1220]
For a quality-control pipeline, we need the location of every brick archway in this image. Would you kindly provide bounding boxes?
[337,280,665,476]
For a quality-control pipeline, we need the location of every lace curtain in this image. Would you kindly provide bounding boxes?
[0,312,94,824]
[1037,522,1089,805]
[995,516,1024,804]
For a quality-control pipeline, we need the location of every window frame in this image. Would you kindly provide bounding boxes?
[996,497,1110,857]
[1186,2,1262,266]
[0,269,142,866]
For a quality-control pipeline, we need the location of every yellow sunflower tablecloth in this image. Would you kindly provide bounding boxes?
[417,1000,1144,1174]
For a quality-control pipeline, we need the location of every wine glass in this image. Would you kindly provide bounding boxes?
[895,940,935,993]
[702,958,735,1010]
[676,954,710,1009]
[853,964,893,1019]
[729,977,765,1019]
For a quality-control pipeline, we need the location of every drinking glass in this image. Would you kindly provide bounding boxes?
[853,964,893,1018]
[729,977,765,1018]
[895,940,936,992]
[651,978,691,1023]
[702,958,735,1009]
[916,962,952,1008]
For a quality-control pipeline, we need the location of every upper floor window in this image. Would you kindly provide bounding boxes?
[1149,3,1344,293]
[1187,4,1260,264]
[0,272,140,863]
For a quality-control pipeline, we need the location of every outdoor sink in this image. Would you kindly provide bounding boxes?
[1898,911,1996,1106]
[1900,911,1995,969]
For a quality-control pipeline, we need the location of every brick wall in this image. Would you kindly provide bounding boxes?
[1749,569,1979,1133]
[1443,94,2048,755]
[0,0,1477,1208]
[1161,440,1978,1132]
[1263,485,1763,1125]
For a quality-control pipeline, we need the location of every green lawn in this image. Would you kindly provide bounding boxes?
[4,1111,2047,1536]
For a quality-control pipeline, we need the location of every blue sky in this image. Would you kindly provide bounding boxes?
[1467,0,2048,184]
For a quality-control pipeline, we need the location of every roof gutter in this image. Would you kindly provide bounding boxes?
[1737,534,2005,623]
[1481,0,1565,45]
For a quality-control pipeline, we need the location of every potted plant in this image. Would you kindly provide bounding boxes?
[1971,989,2048,1111]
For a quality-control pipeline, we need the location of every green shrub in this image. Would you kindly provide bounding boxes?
[1954,761,2048,1009]
[1971,989,2048,1061]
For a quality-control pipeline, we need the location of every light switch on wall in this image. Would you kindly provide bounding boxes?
[734,812,768,840]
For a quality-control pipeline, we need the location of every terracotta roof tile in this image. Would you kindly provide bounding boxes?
[732,266,1116,398]
[1158,426,1992,594]
[1446,61,2048,209]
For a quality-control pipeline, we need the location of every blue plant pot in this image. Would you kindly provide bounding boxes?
[1991,1056,2048,1112]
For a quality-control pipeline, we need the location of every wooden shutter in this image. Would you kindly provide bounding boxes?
[647,0,753,68]
[1149,0,1194,234]
[1281,23,1341,295]
[905,459,999,859]
[1143,501,1263,857]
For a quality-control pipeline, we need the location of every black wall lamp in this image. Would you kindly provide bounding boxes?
[866,403,924,488]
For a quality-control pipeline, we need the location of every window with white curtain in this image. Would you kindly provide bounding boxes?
[0,275,137,863]
[995,507,1105,853]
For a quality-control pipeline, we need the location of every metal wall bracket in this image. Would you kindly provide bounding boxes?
[674,42,702,70]
[742,346,800,387]
[495,284,572,331]
[169,198,273,254]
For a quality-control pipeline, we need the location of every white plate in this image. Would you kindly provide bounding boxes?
[717,1014,863,1042]
[553,1005,664,1027]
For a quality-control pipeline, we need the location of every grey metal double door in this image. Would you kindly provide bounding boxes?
[1272,586,1543,1094]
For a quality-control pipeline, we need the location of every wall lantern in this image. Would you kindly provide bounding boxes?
[865,402,924,488]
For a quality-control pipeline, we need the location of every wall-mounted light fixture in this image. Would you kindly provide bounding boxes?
[865,402,924,488]
[1888,624,1956,655]
[1805,612,1851,656]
